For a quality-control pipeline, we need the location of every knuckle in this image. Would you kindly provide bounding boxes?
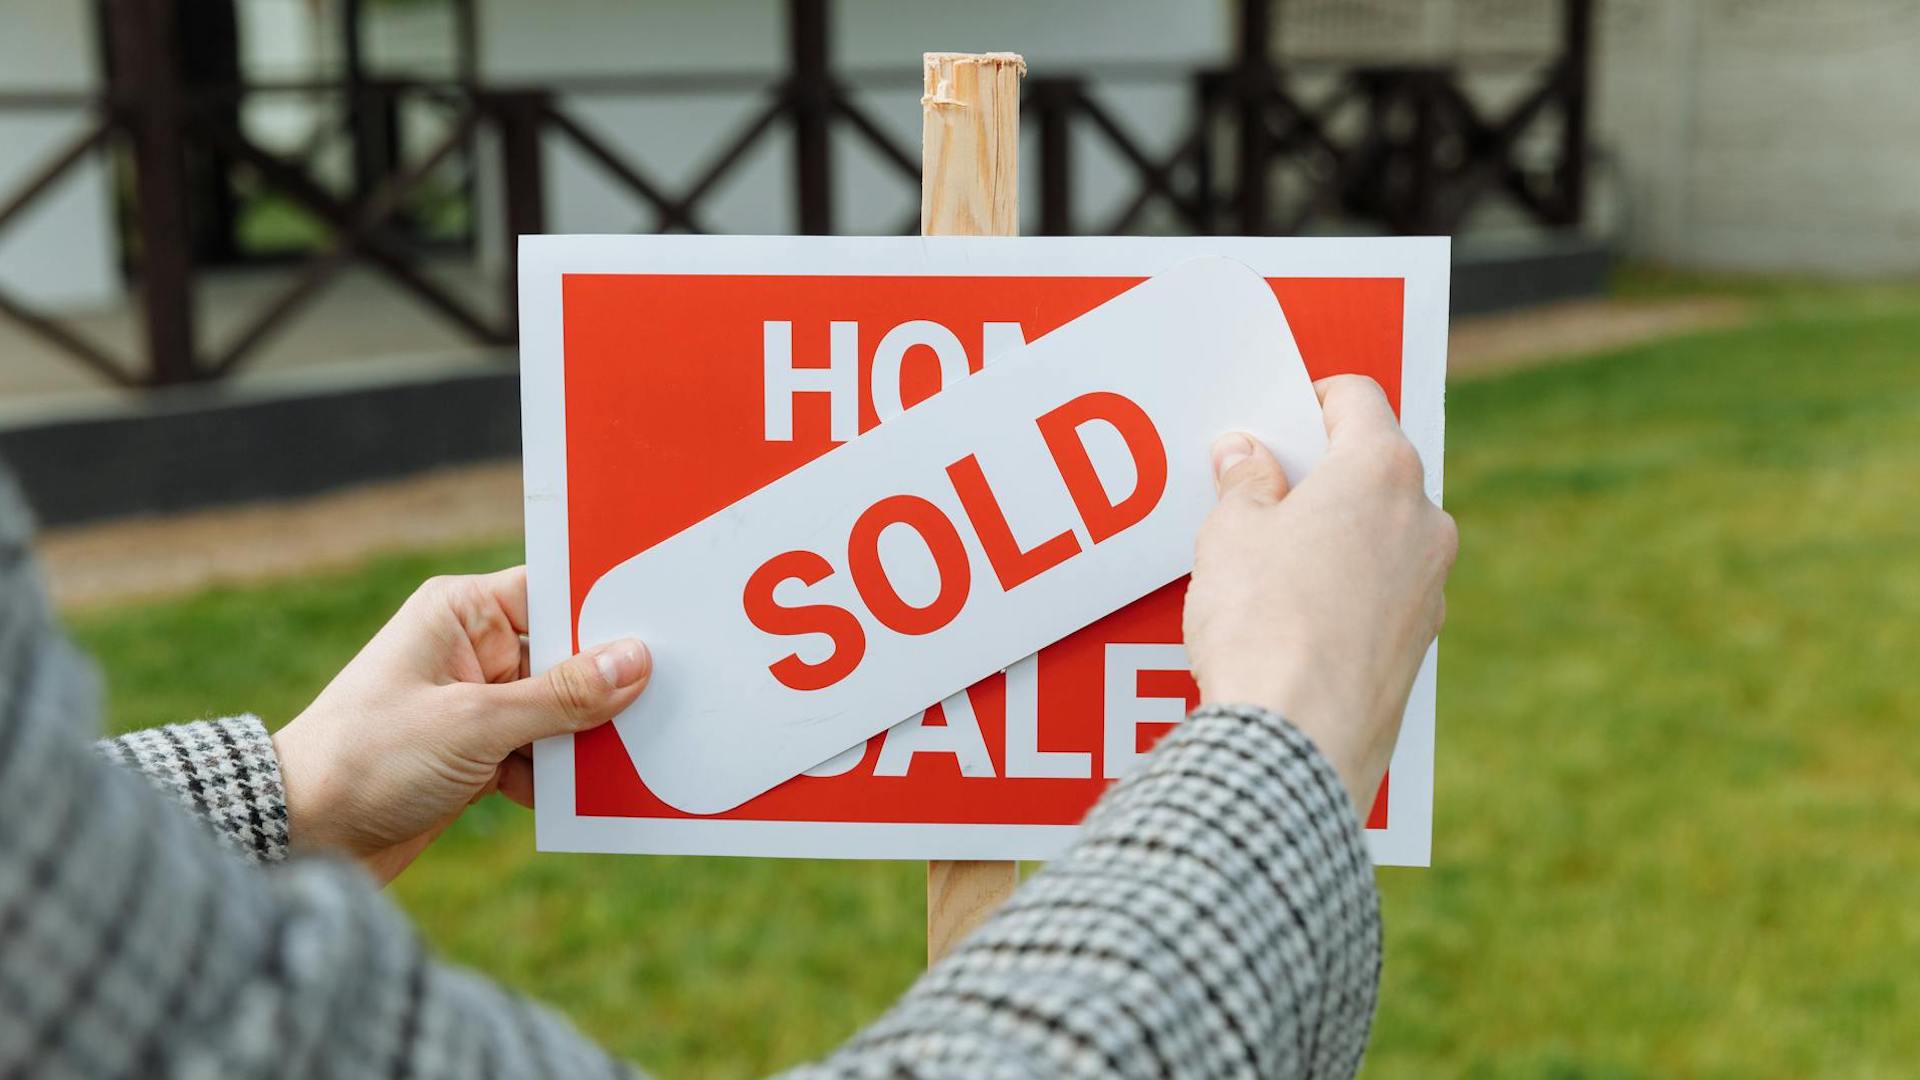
[413,574,460,608]
[547,661,599,721]
[1346,430,1415,486]
[1225,453,1276,485]
[1435,510,1460,562]
[446,683,493,729]
[1191,536,1229,579]
[1196,501,1241,540]
[1196,506,1255,557]
[1383,438,1426,489]
[1319,373,1376,407]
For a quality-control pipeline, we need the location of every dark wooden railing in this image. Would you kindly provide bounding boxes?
[0,0,1592,388]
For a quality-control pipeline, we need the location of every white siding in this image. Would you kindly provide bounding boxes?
[0,0,118,311]
[1598,0,1920,274]
[7,0,1915,308]
[470,0,1229,255]
[1283,0,1920,274]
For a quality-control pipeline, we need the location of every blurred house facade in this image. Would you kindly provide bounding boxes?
[1284,0,1920,276]
[3,0,1915,327]
[0,2,118,311]
[0,0,1912,523]
[2,0,1599,393]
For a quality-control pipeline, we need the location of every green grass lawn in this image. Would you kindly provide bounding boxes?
[70,275,1920,1078]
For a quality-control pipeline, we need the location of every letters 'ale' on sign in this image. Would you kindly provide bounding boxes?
[521,235,1450,866]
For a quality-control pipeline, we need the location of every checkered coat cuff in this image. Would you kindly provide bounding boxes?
[96,715,291,863]
[786,703,1382,1079]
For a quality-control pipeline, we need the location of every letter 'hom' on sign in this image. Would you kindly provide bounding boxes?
[574,257,1326,815]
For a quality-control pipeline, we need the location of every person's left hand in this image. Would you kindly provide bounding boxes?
[271,567,650,883]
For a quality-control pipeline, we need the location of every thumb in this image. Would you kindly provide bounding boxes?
[476,639,652,755]
[1210,432,1290,508]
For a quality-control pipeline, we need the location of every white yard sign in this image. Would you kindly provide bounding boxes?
[521,235,1447,865]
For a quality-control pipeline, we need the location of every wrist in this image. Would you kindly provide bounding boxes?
[271,717,343,854]
[1199,670,1377,812]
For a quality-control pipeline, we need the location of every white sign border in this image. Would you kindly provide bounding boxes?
[522,234,1448,867]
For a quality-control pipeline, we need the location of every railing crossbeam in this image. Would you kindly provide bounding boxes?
[200,110,502,376]
[0,0,1595,393]
[0,287,136,388]
[540,105,703,232]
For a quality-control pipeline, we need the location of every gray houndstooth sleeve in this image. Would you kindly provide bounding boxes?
[2,464,642,1080]
[9,462,1378,1077]
[97,716,291,863]
[2,670,645,1080]
[784,704,1381,1080]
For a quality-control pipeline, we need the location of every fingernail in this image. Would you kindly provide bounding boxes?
[1211,432,1255,481]
[595,640,650,688]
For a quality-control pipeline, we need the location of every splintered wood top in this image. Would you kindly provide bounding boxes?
[920,52,1025,237]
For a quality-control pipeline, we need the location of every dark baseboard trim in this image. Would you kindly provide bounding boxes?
[3,364,522,527]
[1453,234,1613,316]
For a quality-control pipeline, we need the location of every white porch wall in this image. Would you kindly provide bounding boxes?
[1595,0,1920,275]
[472,0,1230,263]
[235,0,332,155]
[5,0,1913,329]
[1282,0,1920,275]
[0,0,118,312]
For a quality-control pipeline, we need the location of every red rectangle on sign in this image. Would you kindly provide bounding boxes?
[560,273,1403,831]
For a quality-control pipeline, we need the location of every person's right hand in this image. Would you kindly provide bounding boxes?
[1182,374,1457,812]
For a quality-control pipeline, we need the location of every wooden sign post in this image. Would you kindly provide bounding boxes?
[920,50,1025,964]
[518,48,1444,962]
